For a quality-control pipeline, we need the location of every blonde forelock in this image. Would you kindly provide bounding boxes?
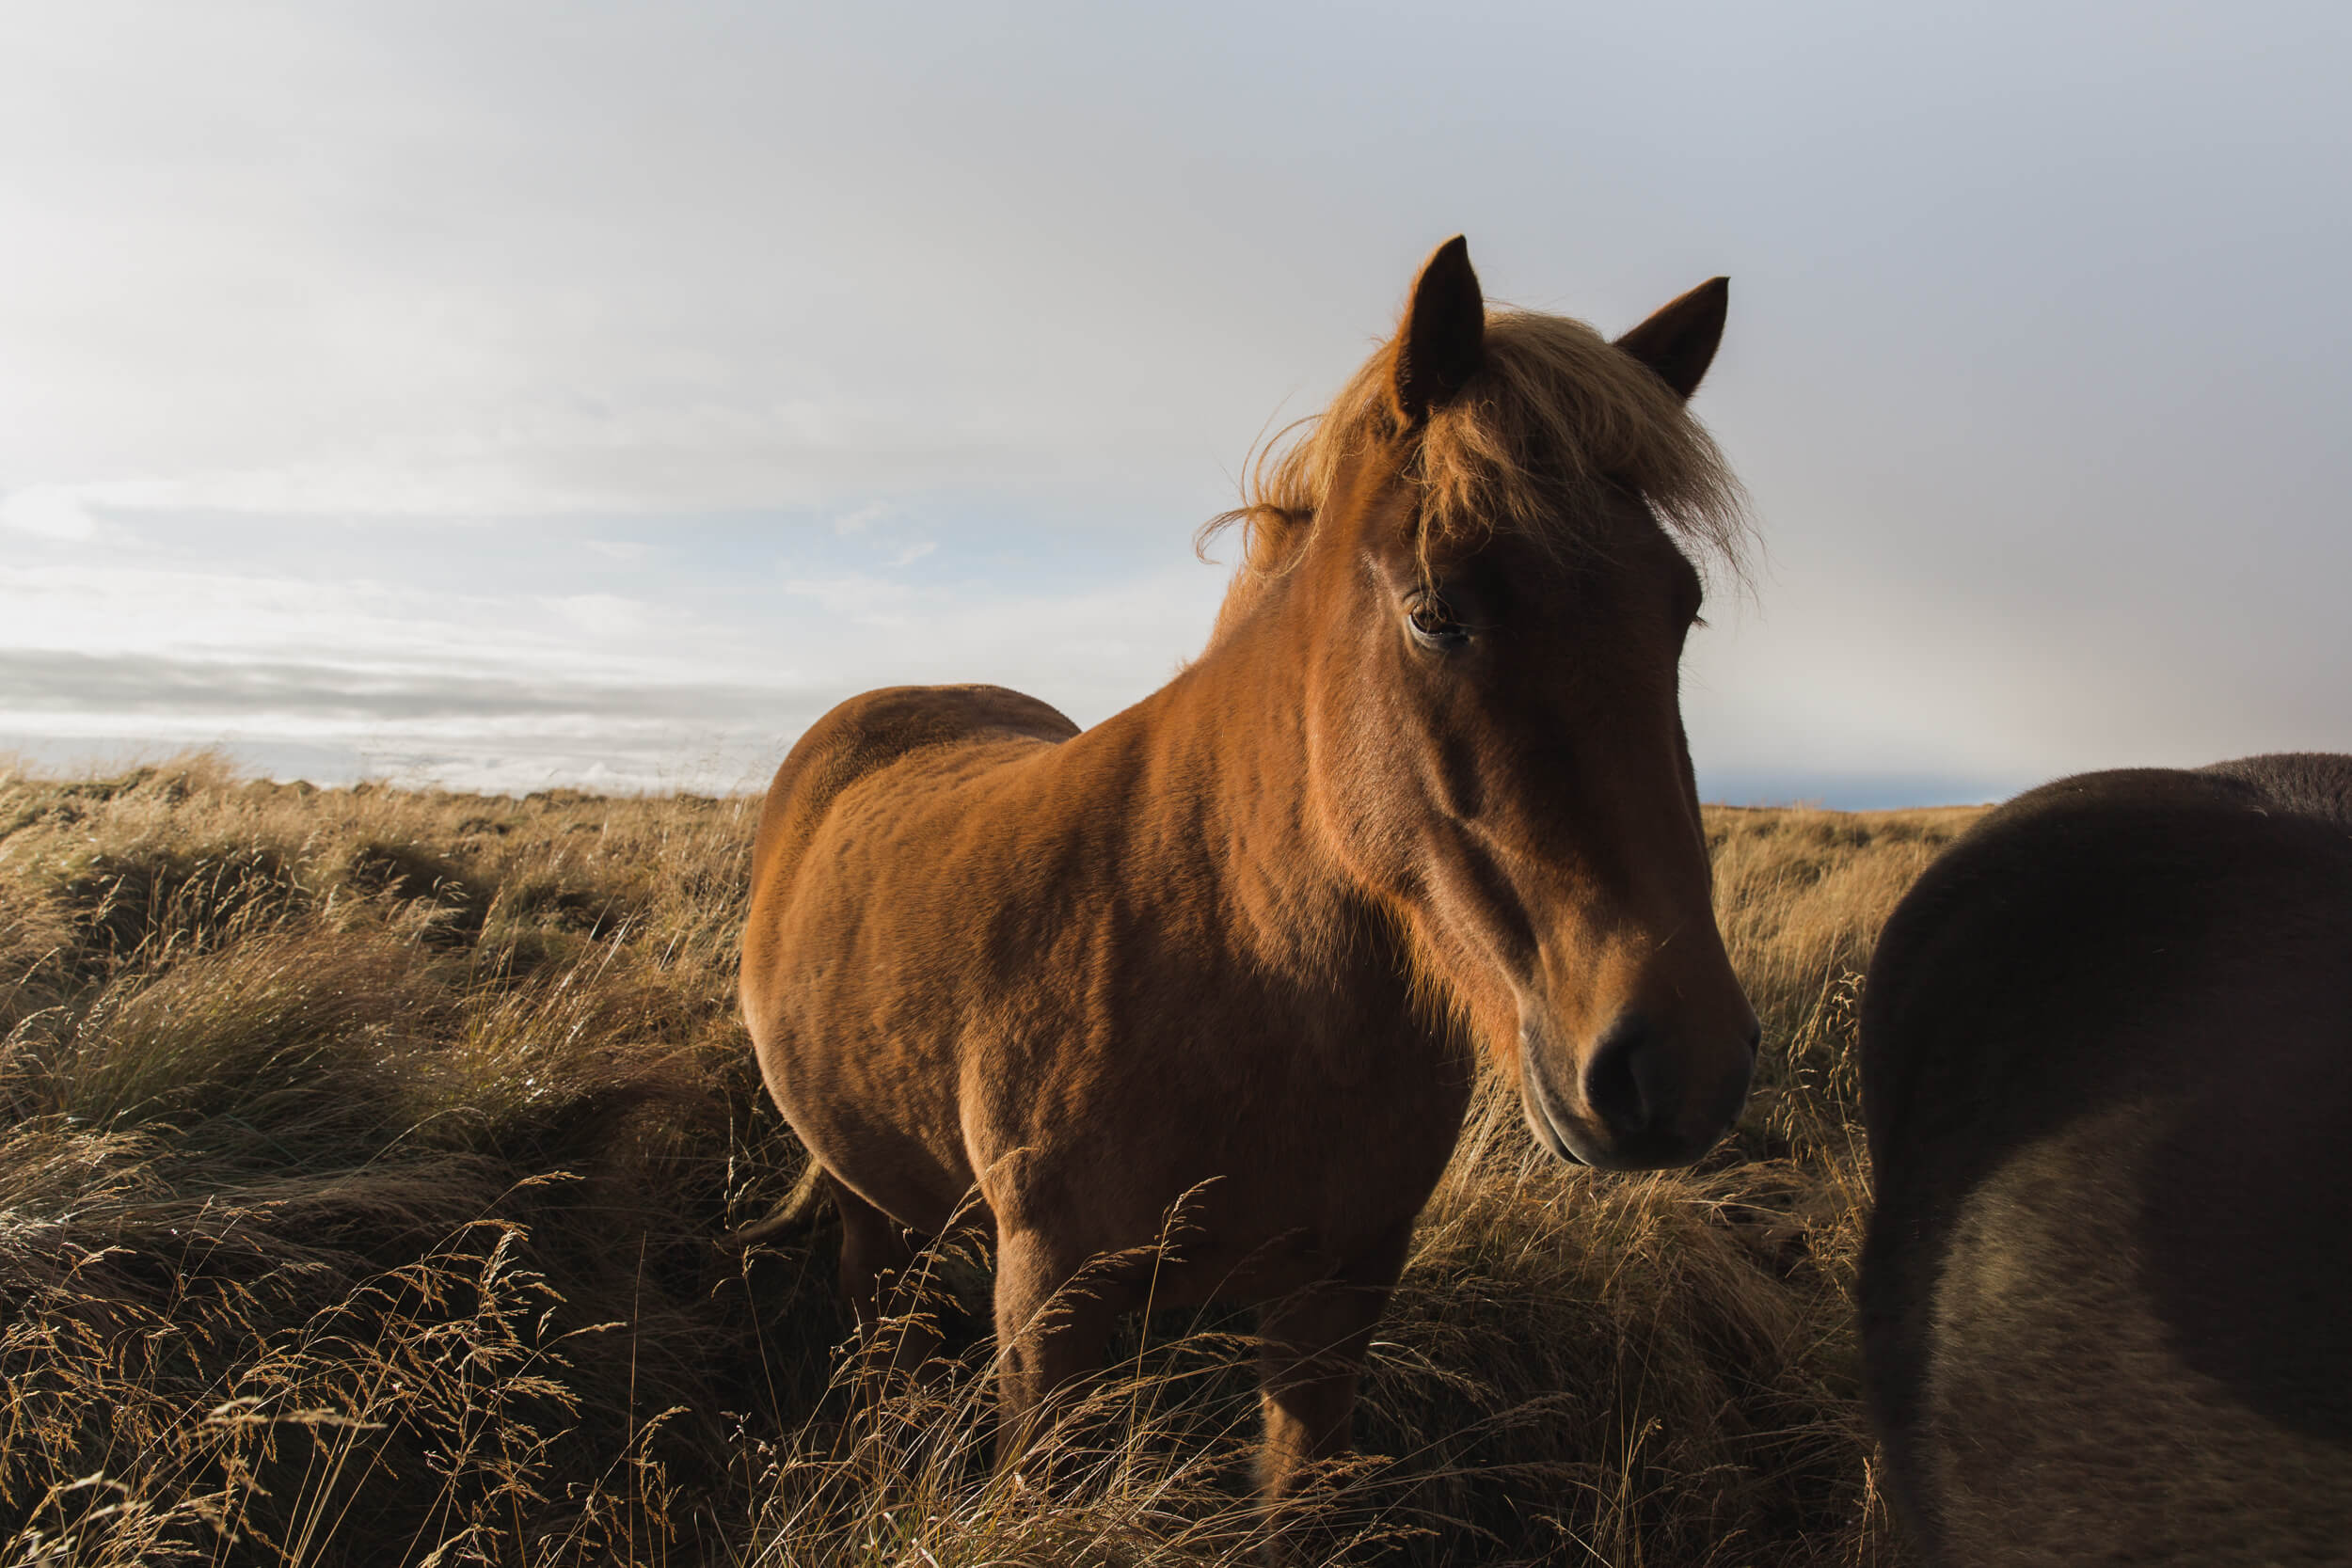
[1199,309,1751,587]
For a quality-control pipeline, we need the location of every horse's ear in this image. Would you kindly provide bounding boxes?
[1393,236,1486,425]
[1614,277,1728,401]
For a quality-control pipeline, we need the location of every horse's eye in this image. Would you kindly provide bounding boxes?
[1406,596,1470,652]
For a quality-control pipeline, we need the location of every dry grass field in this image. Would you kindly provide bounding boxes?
[0,754,1982,1567]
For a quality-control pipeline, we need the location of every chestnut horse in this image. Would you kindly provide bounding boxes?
[1860,753,2352,1565]
[740,238,1761,1504]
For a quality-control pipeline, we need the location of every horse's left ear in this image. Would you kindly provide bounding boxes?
[1614,277,1729,401]
[1393,236,1486,425]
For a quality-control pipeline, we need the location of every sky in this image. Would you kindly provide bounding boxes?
[3,2,2348,804]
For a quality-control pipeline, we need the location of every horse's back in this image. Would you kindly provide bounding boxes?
[1861,759,2352,1564]
[748,683,1079,891]
[2197,749,2352,829]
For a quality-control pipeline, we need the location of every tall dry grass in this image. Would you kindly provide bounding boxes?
[0,754,1979,1566]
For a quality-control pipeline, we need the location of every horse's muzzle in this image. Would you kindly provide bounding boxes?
[1519,1012,1757,1171]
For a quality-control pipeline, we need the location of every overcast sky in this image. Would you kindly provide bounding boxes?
[4,2,2347,802]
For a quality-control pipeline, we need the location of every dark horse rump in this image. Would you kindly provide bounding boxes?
[1859,754,2352,1565]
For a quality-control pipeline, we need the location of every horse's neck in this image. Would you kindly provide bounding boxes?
[1113,595,1379,980]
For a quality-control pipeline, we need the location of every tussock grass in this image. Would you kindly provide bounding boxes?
[0,753,1977,1565]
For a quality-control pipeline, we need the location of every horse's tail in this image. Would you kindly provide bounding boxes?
[726,1157,834,1248]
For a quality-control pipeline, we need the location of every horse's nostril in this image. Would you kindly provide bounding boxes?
[1581,1015,1660,1136]
[1744,1019,1763,1057]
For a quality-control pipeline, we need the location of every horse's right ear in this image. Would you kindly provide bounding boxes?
[1392,236,1485,426]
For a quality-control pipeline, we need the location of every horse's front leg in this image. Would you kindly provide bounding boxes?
[1254,1226,1413,1509]
[992,1225,1126,1477]
[1253,1284,1391,1506]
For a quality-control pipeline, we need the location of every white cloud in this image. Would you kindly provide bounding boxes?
[548,593,650,637]
[0,486,103,540]
[0,515,1233,794]
[776,571,916,626]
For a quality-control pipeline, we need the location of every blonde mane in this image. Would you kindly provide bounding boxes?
[1200,307,1751,586]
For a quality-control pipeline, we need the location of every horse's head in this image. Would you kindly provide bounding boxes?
[1279,239,1758,1170]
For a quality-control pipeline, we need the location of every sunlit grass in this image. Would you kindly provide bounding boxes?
[0,752,1975,1564]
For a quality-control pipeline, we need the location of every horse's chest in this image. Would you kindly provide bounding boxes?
[974,1009,1472,1262]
